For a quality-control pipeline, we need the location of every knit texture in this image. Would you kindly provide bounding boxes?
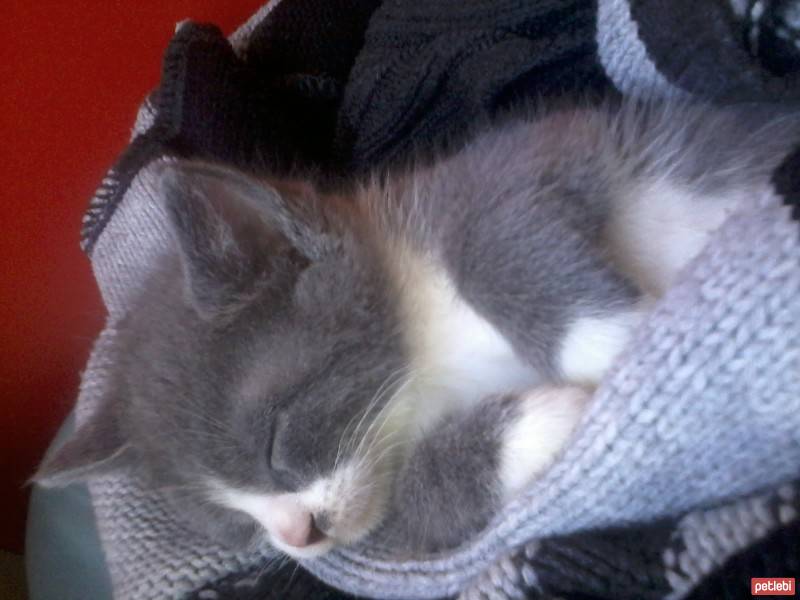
[68,1,800,599]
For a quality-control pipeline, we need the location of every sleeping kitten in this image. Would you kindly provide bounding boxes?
[35,100,800,557]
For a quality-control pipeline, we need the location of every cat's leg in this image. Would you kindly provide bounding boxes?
[382,386,588,553]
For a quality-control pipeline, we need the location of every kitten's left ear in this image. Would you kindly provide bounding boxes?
[31,401,131,487]
[157,161,329,320]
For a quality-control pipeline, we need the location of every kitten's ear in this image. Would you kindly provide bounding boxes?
[32,402,131,487]
[157,161,323,319]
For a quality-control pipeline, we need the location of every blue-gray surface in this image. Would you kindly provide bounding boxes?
[26,416,113,600]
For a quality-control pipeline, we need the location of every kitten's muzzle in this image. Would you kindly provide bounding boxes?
[275,510,327,549]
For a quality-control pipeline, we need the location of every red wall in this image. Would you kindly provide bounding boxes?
[2,0,265,554]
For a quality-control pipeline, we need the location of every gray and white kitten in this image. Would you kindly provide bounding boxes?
[35,100,800,557]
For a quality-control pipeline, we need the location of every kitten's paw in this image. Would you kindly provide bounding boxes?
[498,385,589,499]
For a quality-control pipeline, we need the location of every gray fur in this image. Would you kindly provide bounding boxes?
[38,162,409,548]
[400,99,800,376]
[381,395,521,554]
[35,100,800,554]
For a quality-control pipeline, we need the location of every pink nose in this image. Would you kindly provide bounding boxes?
[275,512,326,548]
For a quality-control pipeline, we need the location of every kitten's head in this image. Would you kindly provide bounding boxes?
[34,162,411,558]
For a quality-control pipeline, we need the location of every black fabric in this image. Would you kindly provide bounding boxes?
[80,0,800,252]
[81,1,382,252]
[333,0,609,173]
[80,1,800,598]
[532,524,674,599]
[684,520,800,600]
[774,141,800,222]
[753,0,800,76]
[187,562,360,600]
[630,0,800,101]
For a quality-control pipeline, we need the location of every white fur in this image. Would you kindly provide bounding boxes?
[558,304,649,384]
[212,457,391,559]
[387,248,541,435]
[214,479,333,558]
[498,386,589,498]
[607,179,745,296]
[562,179,747,385]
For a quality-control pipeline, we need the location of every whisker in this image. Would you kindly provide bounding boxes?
[333,365,411,472]
[345,365,412,455]
[352,367,430,460]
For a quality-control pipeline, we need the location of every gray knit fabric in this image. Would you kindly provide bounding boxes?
[68,2,800,599]
[458,482,800,600]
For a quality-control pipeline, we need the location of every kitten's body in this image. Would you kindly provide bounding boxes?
[36,100,800,557]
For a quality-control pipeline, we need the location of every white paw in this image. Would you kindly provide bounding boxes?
[558,303,651,385]
[498,386,589,499]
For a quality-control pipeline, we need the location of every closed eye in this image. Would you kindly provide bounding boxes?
[270,467,300,491]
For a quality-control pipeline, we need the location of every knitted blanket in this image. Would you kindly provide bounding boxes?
[74,1,800,599]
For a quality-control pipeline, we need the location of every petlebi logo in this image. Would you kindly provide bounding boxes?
[751,578,795,596]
